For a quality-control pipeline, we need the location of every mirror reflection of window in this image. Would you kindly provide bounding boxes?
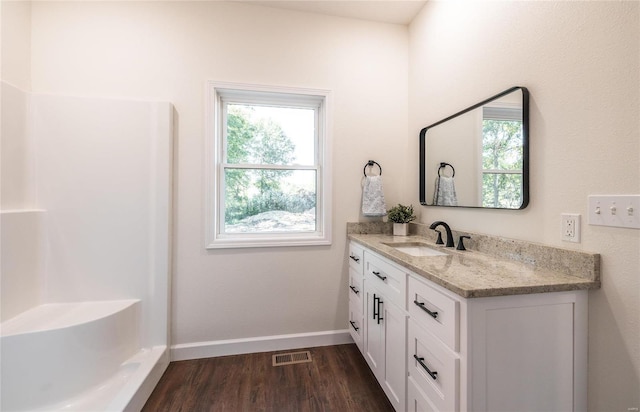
[481,105,523,208]
[420,86,529,209]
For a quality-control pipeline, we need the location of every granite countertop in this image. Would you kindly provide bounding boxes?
[348,233,601,299]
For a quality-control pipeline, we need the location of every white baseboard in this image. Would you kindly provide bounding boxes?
[170,329,353,361]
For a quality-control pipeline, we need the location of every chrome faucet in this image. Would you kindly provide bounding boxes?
[429,221,454,247]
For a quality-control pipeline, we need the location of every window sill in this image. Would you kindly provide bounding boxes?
[206,234,332,249]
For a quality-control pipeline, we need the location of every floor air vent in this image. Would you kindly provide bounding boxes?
[272,351,312,366]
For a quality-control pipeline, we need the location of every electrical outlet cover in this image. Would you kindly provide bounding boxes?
[561,213,581,243]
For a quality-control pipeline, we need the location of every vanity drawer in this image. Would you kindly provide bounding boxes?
[409,276,459,351]
[348,242,365,275]
[408,376,439,412]
[408,319,459,412]
[365,252,407,309]
[348,301,364,353]
[348,267,364,312]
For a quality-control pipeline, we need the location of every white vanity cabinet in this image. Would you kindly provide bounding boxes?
[347,242,408,412]
[348,242,365,352]
[407,274,587,412]
[363,251,407,412]
[349,241,589,412]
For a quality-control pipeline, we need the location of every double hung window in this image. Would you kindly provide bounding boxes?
[206,82,331,248]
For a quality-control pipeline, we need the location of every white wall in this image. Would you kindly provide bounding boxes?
[29,2,409,346]
[409,1,639,409]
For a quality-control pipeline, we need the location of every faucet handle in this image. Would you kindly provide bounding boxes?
[435,230,444,245]
[456,235,471,251]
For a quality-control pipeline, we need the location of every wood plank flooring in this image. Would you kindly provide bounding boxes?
[142,344,394,412]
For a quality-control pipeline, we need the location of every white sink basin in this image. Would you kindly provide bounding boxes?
[383,242,448,257]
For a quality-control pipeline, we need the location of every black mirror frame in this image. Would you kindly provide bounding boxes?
[419,86,530,210]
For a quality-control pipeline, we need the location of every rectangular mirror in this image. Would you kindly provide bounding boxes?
[420,86,529,209]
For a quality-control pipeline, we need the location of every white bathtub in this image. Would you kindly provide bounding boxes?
[0,300,168,411]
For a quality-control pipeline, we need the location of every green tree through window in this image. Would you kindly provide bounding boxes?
[482,117,523,208]
[224,105,316,230]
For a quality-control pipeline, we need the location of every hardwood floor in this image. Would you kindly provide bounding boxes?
[142,344,394,412]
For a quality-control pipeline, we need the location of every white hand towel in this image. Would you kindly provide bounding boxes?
[433,176,458,206]
[362,176,387,217]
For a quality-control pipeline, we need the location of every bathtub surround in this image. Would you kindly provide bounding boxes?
[0,1,31,91]
[2,300,140,410]
[0,82,34,209]
[0,80,173,410]
[0,210,44,321]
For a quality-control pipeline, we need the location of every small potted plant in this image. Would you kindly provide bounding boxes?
[387,203,416,236]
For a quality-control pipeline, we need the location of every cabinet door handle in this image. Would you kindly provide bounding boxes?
[414,300,438,319]
[372,271,387,281]
[377,296,384,324]
[349,321,359,332]
[372,294,379,320]
[349,255,360,262]
[414,354,438,380]
[349,285,360,295]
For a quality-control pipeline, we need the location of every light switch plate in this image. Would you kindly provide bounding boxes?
[588,195,640,229]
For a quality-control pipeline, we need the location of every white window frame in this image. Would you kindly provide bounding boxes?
[205,81,332,249]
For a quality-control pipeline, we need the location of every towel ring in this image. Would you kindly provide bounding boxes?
[438,162,455,177]
[363,160,382,177]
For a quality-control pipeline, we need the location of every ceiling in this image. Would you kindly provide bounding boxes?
[243,1,428,25]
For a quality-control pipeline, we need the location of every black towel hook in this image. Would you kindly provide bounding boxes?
[438,162,455,177]
[363,160,382,177]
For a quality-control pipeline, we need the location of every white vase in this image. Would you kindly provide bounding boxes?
[393,223,409,236]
